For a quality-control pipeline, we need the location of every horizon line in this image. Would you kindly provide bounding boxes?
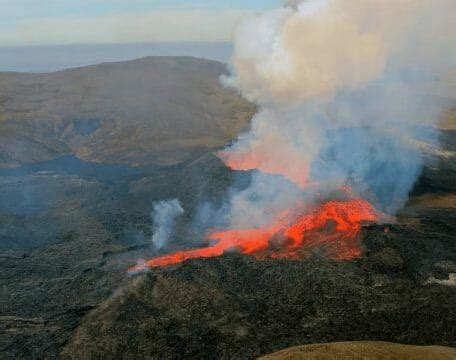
[0,41,234,49]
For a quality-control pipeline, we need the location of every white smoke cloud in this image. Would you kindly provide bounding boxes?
[151,199,184,249]
[224,0,455,105]
[220,0,455,217]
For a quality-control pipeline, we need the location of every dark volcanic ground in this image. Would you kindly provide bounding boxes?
[0,58,455,359]
[61,146,456,359]
[1,131,455,359]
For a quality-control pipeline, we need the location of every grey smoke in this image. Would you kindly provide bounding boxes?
[151,199,184,249]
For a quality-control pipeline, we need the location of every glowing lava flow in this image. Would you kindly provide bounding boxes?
[219,150,309,189]
[128,197,379,273]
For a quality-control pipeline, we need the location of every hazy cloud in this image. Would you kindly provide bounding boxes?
[0,8,253,45]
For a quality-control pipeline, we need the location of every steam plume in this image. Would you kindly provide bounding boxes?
[129,0,455,271]
[151,199,184,249]
[220,0,455,217]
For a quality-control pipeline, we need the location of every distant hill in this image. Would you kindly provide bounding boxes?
[0,56,254,168]
[0,43,233,73]
[260,341,456,359]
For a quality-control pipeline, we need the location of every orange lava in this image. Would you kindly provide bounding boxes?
[219,151,309,189]
[128,197,379,272]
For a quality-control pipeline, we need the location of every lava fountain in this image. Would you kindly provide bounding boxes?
[128,0,453,272]
[128,190,380,272]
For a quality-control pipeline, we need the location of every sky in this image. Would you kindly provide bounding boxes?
[0,0,281,46]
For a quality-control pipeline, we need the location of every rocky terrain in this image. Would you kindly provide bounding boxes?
[0,57,455,359]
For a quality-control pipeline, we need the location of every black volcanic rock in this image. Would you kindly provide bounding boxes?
[368,248,404,272]
[61,251,455,359]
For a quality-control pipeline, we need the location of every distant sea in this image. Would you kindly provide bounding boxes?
[0,42,233,73]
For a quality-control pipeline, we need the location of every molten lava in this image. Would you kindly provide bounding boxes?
[128,197,379,273]
[219,150,309,189]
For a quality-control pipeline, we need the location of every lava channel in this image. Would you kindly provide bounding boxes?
[128,197,379,273]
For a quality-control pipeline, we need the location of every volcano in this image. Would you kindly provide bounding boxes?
[1,56,455,360]
[129,194,380,272]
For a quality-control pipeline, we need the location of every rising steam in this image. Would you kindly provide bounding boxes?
[129,0,455,271]
[151,199,184,249]
[221,0,455,216]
